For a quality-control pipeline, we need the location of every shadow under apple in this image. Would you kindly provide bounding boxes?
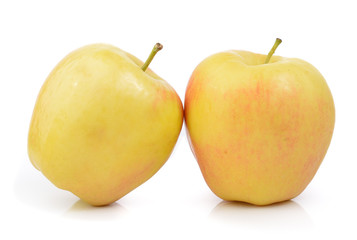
[209,199,314,231]
[14,161,128,219]
[13,161,77,213]
[63,199,128,221]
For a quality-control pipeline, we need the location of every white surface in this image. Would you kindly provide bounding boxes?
[1,0,356,239]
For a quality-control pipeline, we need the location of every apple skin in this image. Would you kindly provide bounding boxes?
[184,50,335,205]
[28,44,183,206]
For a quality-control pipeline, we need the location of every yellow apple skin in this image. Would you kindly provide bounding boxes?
[28,44,183,206]
[185,50,335,205]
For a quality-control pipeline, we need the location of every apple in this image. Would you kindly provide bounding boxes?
[184,39,335,205]
[28,43,183,206]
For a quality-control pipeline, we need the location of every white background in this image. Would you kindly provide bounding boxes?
[1,0,356,239]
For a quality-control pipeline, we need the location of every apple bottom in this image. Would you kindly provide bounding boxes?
[187,133,331,206]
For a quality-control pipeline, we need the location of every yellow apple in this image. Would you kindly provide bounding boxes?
[184,39,335,205]
[28,43,183,206]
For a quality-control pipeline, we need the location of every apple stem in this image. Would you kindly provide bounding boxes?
[141,43,163,72]
[264,38,282,64]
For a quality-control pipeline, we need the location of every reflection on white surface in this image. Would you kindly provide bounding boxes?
[13,161,77,212]
[14,161,129,220]
[13,161,313,230]
[209,200,314,230]
[64,200,127,220]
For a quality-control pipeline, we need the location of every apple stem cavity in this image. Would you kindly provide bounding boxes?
[141,43,163,72]
[264,38,282,64]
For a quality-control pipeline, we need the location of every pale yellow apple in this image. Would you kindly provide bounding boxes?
[28,44,183,206]
[184,45,335,205]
